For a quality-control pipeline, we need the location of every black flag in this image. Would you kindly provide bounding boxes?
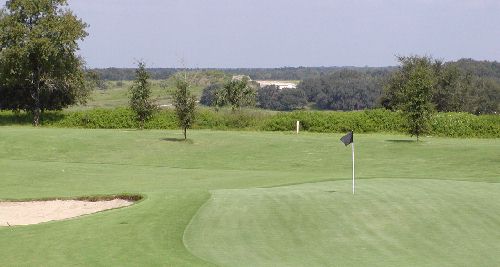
[340,131,353,146]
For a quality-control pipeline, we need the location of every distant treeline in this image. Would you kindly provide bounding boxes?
[296,59,500,114]
[90,59,500,82]
[92,59,499,114]
[91,66,396,81]
[91,68,178,81]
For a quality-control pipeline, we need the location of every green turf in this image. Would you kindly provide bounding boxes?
[0,127,498,266]
[184,179,500,266]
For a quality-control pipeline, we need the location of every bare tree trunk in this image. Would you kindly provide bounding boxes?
[32,107,41,126]
[31,65,42,127]
[184,127,187,140]
[31,87,41,126]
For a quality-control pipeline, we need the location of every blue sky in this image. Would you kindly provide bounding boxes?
[2,0,500,68]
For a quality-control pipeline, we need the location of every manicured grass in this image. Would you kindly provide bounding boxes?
[0,127,498,266]
[184,179,500,266]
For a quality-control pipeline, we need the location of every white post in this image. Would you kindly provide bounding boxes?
[296,121,300,134]
[352,142,355,194]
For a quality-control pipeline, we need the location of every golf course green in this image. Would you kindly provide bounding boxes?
[0,127,498,266]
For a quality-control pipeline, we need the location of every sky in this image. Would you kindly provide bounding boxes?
[2,0,500,68]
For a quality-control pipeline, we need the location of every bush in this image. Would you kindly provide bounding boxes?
[1,108,498,138]
[51,108,137,128]
[430,113,500,138]
[260,109,405,133]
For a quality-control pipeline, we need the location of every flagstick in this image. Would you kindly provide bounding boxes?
[352,142,355,195]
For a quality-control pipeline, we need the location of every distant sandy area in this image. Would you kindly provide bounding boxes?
[0,199,132,226]
[256,80,298,89]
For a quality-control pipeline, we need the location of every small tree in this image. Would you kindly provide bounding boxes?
[173,79,196,140]
[384,56,436,140]
[215,78,256,110]
[129,62,155,129]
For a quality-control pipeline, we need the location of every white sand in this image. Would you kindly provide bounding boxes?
[0,199,133,226]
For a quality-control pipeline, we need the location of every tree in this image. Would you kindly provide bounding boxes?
[277,88,307,111]
[382,57,500,115]
[200,83,223,106]
[257,85,280,109]
[384,56,436,140]
[173,79,196,140]
[0,0,90,126]
[215,78,256,110]
[298,69,386,110]
[85,70,108,91]
[129,61,156,129]
[257,85,307,111]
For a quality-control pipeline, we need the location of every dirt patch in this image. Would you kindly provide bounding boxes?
[0,199,133,226]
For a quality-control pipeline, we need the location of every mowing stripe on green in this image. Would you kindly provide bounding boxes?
[184,179,500,267]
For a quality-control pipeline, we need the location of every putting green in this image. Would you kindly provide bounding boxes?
[184,179,500,267]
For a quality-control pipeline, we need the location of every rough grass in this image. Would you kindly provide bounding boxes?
[0,127,498,266]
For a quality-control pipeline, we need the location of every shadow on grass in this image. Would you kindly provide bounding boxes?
[161,138,193,144]
[385,139,417,143]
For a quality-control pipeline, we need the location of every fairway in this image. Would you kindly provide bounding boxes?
[0,127,499,266]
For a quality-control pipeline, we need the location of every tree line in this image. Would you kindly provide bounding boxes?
[381,58,499,115]
[1,0,498,133]
[91,66,394,81]
[98,60,499,114]
[89,60,500,84]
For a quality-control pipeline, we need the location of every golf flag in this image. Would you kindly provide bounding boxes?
[340,131,355,194]
[340,131,353,146]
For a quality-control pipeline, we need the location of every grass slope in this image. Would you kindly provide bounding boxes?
[0,127,498,266]
[75,80,204,110]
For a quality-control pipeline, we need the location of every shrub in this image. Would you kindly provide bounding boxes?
[1,108,498,138]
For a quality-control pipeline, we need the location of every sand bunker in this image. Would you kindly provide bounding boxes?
[0,199,133,226]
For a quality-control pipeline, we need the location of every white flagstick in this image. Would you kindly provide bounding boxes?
[352,142,355,194]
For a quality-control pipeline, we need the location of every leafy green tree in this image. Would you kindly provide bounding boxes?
[215,78,256,110]
[173,79,196,140]
[257,85,307,111]
[470,77,500,114]
[129,61,156,129]
[257,85,280,109]
[298,69,386,110]
[200,83,223,106]
[383,58,500,115]
[277,88,307,111]
[384,56,436,140]
[0,0,89,126]
[85,70,108,91]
